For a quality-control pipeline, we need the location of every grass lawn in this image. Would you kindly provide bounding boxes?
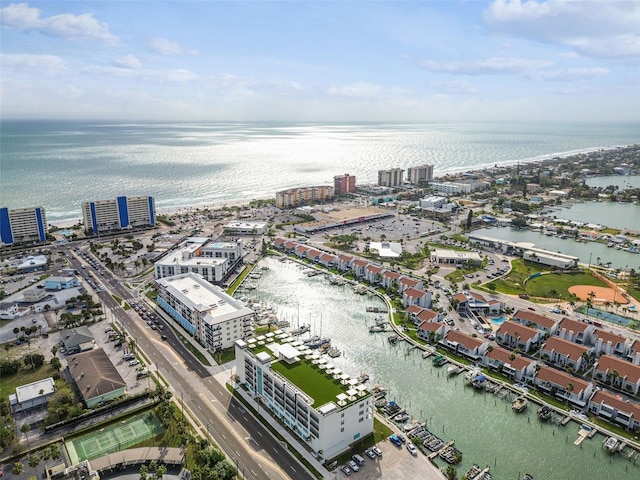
[526,271,608,301]
[227,263,254,295]
[0,363,57,400]
[213,348,236,365]
[270,359,347,407]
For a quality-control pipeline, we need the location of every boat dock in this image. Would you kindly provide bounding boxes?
[574,425,592,446]
[366,306,388,313]
[561,415,572,426]
[428,440,455,460]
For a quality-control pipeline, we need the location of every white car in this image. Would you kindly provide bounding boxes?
[129,359,139,367]
[348,460,359,472]
[407,443,418,456]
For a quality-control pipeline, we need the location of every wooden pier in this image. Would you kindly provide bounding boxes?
[561,416,572,426]
[428,440,455,460]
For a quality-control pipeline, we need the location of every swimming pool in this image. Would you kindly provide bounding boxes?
[490,316,506,326]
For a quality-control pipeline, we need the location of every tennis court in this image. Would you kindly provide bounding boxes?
[66,414,164,464]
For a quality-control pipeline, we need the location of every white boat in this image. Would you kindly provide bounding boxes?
[603,436,619,452]
[447,365,461,375]
[394,412,410,423]
[512,395,528,413]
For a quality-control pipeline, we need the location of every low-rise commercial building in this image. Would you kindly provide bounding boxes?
[9,377,56,412]
[67,348,127,408]
[60,326,95,354]
[223,222,267,235]
[235,333,374,459]
[44,276,78,291]
[156,272,253,352]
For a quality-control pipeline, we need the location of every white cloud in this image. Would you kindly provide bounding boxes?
[113,54,141,69]
[1,53,66,74]
[484,0,640,60]
[83,66,199,83]
[0,2,119,45]
[327,82,407,99]
[530,67,609,82]
[421,57,552,75]
[429,79,478,94]
[147,37,184,55]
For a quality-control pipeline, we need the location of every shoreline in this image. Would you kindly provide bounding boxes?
[46,143,638,228]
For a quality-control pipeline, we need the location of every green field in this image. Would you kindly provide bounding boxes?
[526,271,607,301]
[0,362,57,400]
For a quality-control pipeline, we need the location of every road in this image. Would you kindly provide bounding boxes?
[60,245,313,480]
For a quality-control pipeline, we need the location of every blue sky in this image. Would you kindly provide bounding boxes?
[1,0,639,122]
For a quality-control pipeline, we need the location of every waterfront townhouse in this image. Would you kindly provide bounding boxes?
[398,276,423,294]
[540,336,592,372]
[337,254,354,272]
[439,330,489,361]
[381,270,401,290]
[364,264,383,285]
[157,272,253,352]
[351,259,369,279]
[294,244,310,258]
[495,321,543,354]
[588,390,640,431]
[82,195,155,235]
[273,237,287,249]
[304,248,323,262]
[626,339,640,365]
[592,328,629,357]
[0,206,47,246]
[403,288,432,309]
[555,317,593,345]
[318,253,338,268]
[533,366,594,408]
[482,346,536,382]
[512,309,558,334]
[408,307,441,326]
[235,334,374,459]
[592,355,640,396]
[417,321,447,343]
[283,240,297,252]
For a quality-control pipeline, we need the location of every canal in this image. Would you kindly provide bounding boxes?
[243,256,640,479]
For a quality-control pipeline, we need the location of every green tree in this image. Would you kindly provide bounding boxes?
[13,461,24,475]
[21,423,31,449]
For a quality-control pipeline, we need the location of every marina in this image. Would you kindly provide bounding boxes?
[244,255,640,479]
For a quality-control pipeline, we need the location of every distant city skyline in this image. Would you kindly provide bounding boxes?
[1,1,639,122]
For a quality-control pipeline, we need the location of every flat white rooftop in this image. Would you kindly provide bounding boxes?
[16,377,55,402]
[158,273,253,324]
[158,249,226,267]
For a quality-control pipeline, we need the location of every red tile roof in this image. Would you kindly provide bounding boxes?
[453,292,468,303]
[593,328,627,347]
[366,265,383,274]
[595,355,640,383]
[405,288,427,299]
[557,317,588,334]
[399,277,419,287]
[353,259,369,267]
[444,330,485,350]
[543,336,591,361]
[417,309,439,322]
[338,254,353,262]
[513,309,557,330]
[496,321,539,342]
[485,346,533,371]
[536,366,590,393]
[383,271,401,280]
[418,321,444,332]
[591,390,640,418]
[406,305,423,315]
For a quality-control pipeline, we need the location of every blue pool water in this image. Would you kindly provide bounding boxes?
[491,316,506,326]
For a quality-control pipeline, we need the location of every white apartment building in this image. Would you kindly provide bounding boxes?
[81,195,155,235]
[155,237,243,284]
[377,168,405,187]
[156,272,253,352]
[224,222,267,235]
[429,181,489,195]
[407,164,434,184]
[0,206,47,246]
[235,335,374,459]
[419,196,446,209]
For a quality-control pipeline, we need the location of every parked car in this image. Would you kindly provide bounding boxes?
[364,449,376,459]
[389,434,402,447]
[348,460,359,472]
[129,359,140,367]
[340,465,352,476]
[372,446,383,457]
[352,453,365,465]
[407,443,418,456]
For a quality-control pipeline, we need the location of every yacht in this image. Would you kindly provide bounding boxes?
[603,436,619,453]
[512,395,528,413]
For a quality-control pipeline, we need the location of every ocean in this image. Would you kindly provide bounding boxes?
[1,120,639,224]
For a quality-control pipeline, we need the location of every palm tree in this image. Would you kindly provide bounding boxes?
[21,423,31,449]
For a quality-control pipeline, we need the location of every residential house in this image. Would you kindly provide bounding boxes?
[337,254,354,271]
[398,276,422,294]
[495,321,543,353]
[555,317,593,345]
[351,259,369,279]
[417,321,448,343]
[592,329,629,357]
[439,330,488,361]
[588,390,640,431]
[540,336,592,372]
[318,253,337,268]
[592,355,640,396]
[512,309,558,334]
[381,270,401,290]
[483,346,537,382]
[364,264,384,285]
[626,339,640,365]
[453,291,500,317]
[294,245,310,258]
[403,288,432,309]
[533,366,594,408]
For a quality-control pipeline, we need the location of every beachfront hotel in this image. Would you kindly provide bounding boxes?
[334,173,357,195]
[81,195,155,235]
[275,186,334,209]
[377,168,404,187]
[154,237,243,285]
[0,206,47,247]
[235,334,374,459]
[407,164,434,185]
[156,272,253,352]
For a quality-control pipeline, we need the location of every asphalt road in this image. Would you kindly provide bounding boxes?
[58,245,313,480]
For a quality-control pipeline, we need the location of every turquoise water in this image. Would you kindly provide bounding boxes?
[247,256,640,479]
[2,120,639,223]
[490,317,506,326]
